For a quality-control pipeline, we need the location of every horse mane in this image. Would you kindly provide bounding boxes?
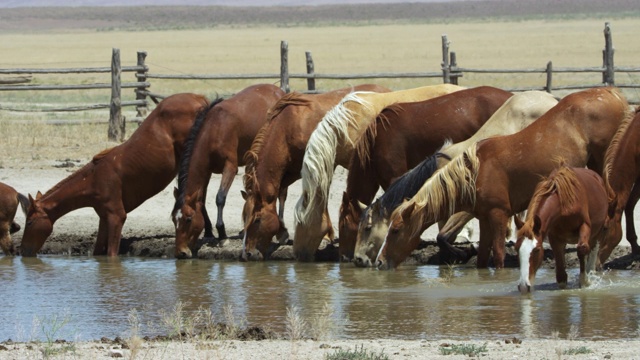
[518,162,581,237]
[173,97,222,213]
[242,92,311,192]
[391,145,480,239]
[603,105,638,202]
[354,104,400,168]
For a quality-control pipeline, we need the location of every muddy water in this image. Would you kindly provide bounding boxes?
[2,256,640,342]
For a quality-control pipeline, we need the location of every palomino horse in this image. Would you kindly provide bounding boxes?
[240,84,390,261]
[172,84,284,259]
[350,91,558,267]
[294,84,465,261]
[338,86,515,261]
[377,87,629,270]
[0,182,29,255]
[603,107,640,259]
[515,164,610,293]
[21,93,211,257]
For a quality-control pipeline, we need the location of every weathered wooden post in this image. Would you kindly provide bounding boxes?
[306,51,315,92]
[108,48,124,142]
[449,51,459,85]
[545,61,553,93]
[441,35,451,84]
[135,51,148,120]
[603,22,615,86]
[280,41,290,93]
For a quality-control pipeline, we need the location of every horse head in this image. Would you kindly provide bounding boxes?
[353,201,390,268]
[240,198,283,261]
[20,192,53,257]
[514,215,545,294]
[376,202,419,270]
[172,188,205,259]
[338,192,366,262]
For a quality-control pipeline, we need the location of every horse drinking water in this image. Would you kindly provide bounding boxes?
[0,182,29,255]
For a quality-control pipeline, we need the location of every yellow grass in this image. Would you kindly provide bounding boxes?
[1,18,639,165]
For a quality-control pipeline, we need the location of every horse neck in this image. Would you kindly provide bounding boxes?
[607,141,639,212]
[345,154,379,205]
[40,168,96,222]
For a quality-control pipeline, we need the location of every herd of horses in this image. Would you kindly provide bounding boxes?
[2,82,639,292]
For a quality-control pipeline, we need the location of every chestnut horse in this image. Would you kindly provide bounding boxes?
[240,84,390,261]
[294,84,465,261]
[338,86,515,261]
[515,164,610,293]
[603,107,640,259]
[172,84,284,259]
[349,91,558,267]
[377,87,629,270]
[21,93,211,257]
[0,182,29,255]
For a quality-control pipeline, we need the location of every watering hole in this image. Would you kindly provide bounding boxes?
[2,256,640,342]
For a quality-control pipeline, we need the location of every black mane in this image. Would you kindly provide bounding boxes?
[172,97,223,214]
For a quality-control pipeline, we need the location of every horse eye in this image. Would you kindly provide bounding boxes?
[391,228,399,234]
[254,218,261,224]
[364,225,372,232]
[26,220,33,226]
[186,217,192,223]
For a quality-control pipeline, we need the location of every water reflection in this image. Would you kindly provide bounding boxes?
[1,257,640,341]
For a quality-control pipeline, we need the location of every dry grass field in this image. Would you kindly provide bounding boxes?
[0,12,639,166]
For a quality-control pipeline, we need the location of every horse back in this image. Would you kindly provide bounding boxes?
[0,182,19,226]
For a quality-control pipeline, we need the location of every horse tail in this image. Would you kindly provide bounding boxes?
[392,145,480,239]
[16,192,29,216]
[173,97,223,213]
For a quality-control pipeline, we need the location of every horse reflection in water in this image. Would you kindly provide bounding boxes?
[350,91,558,267]
[515,164,611,293]
[0,182,29,255]
[20,93,211,257]
[377,87,629,270]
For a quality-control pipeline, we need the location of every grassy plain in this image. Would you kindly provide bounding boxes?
[1,18,640,165]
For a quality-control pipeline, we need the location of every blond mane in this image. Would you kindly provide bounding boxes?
[354,104,400,168]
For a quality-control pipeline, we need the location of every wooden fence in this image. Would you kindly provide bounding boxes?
[1,22,638,141]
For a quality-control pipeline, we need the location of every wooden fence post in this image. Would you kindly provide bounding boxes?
[108,48,124,142]
[449,51,459,85]
[603,22,615,86]
[545,61,553,93]
[280,41,290,93]
[441,35,451,84]
[306,51,315,92]
[136,51,148,120]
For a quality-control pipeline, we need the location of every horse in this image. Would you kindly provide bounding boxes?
[240,84,390,261]
[20,93,211,257]
[603,107,640,259]
[350,91,558,267]
[293,84,465,261]
[338,86,516,261]
[377,87,630,270]
[515,164,610,293]
[172,84,284,259]
[0,182,29,255]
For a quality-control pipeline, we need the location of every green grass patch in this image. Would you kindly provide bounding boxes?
[439,343,488,356]
[325,344,390,360]
[563,346,592,355]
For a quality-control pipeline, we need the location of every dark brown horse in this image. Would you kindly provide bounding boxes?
[240,84,390,261]
[338,86,513,261]
[516,164,611,293]
[378,87,629,269]
[172,84,285,259]
[603,107,640,259]
[0,182,29,255]
[20,93,210,257]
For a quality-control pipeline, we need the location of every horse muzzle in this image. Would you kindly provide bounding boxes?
[353,255,372,268]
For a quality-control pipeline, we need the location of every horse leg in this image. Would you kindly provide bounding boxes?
[624,182,640,254]
[489,209,510,269]
[550,238,568,289]
[276,187,289,243]
[436,212,476,264]
[93,216,109,256]
[215,160,238,240]
[201,189,214,239]
[105,210,127,257]
[576,222,592,257]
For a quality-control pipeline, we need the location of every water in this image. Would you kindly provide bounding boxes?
[2,255,640,341]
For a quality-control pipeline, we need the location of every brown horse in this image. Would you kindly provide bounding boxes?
[0,182,29,255]
[378,87,629,270]
[240,84,390,261]
[349,91,558,267]
[293,84,464,261]
[20,93,211,257]
[515,164,610,293]
[603,107,640,259]
[338,86,514,261]
[172,84,284,259]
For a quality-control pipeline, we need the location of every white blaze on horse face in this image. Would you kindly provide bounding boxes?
[518,237,538,293]
[174,210,183,229]
[375,222,394,265]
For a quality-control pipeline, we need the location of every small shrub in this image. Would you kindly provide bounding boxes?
[439,343,488,356]
[325,344,390,360]
[563,346,592,355]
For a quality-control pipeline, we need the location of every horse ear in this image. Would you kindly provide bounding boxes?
[532,215,542,236]
[513,213,525,231]
[241,190,248,200]
[357,200,367,212]
[173,187,179,200]
[341,191,350,209]
[400,203,416,223]
[36,191,43,200]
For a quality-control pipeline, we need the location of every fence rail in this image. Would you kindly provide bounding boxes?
[0,22,638,141]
